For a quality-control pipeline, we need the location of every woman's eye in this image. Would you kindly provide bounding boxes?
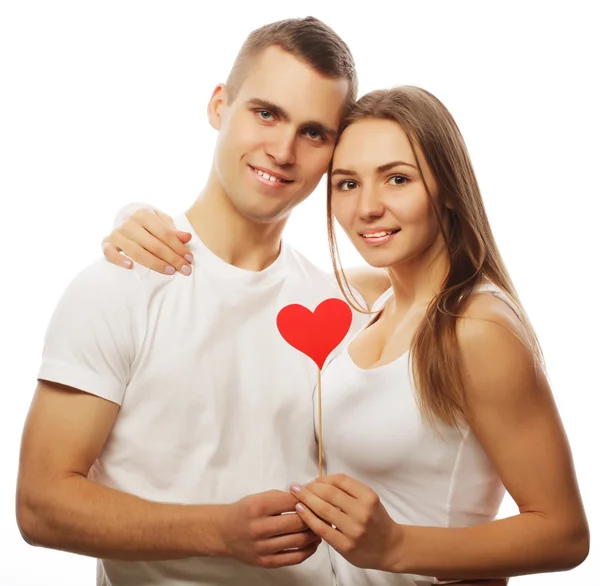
[388,175,408,186]
[337,180,358,191]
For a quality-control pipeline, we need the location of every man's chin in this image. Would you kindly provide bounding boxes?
[234,197,295,222]
[241,207,292,226]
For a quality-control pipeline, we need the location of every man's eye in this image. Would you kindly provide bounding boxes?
[304,128,325,141]
[257,110,274,121]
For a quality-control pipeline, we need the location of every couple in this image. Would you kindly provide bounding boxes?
[17,15,588,586]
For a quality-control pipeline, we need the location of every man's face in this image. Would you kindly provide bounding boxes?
[209,46,349,224]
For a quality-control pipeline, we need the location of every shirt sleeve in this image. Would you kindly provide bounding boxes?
[37,258,147,405]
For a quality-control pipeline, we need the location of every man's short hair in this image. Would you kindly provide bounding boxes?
[226,16,357,105]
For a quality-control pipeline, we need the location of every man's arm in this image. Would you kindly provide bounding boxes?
[17,259,320,567]
[17,383,319,566]
[17,380,220,559]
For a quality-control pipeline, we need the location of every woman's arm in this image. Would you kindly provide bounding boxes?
[395,295,589,579]
[291,294,589,579]
[101,205,193,275]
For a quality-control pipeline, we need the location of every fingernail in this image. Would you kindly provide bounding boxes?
[122,259,132,268]
[165,266,176,275]
[184,254,193,263]
[290,482,302,493]
[181,265,191,276]
[296,503,305,512]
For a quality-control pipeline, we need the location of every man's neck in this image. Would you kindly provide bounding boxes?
[186,181,287,273]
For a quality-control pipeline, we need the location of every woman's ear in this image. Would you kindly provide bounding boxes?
[444,195,455,210]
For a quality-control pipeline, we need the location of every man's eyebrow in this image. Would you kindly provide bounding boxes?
[331,160,417,176]
[304,120,338,138]
[247,98,291,122]
[247,98,338,137]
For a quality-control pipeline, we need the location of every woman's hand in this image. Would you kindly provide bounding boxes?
[290,473,402,571]
[102,205,193,275]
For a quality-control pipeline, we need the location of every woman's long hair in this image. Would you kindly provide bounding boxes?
[327,86,543,428]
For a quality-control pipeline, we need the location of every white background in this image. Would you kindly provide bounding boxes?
[1,1,598,584]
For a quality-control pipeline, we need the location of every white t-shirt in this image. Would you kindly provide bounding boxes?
[38,213,370,586]
[320,286,507,586]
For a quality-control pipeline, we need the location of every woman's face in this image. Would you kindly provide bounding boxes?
[330,117,445,270]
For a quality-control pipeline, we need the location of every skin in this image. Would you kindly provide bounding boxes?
[194,46,349,271]
[94,53,586,585]
[17,47,386,569]
[93,117,532,584]
[287,118,589,580]
[95,111,589,585]
[102,46,348,275]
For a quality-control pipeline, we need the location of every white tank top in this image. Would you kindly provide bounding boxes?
[319,283,511,586]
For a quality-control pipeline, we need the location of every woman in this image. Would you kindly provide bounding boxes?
[101,86,589,584]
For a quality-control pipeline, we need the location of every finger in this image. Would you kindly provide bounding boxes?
[262,511,309,537]
[294,501,346,551]
[154,209,177,230]
[110,235,177,275]
[117,224,190,275]
[259,490,302,516]
[112,202,155,230]
[121,220,191,270]
[129,212,193,264]
[303,481,357,515]
[259,540,320,569]
[258,529,320,555]
[315,473,370,500]
[307,480,379,529]
[102,240,133,269]
[290,483,350,532]
[176,231,192,244]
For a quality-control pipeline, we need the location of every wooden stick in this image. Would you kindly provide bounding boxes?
[318,368,323,476]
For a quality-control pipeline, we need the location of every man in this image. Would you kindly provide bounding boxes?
[16,16,388,586]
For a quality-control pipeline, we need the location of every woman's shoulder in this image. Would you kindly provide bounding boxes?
[459,286,528,343]
[456,287,540,397]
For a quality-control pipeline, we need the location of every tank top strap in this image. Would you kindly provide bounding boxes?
[473,280,522,322]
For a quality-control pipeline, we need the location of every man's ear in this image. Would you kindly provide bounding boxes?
[207,84,229,131]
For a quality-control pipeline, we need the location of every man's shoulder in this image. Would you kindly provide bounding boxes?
[70,256,144,289]
[283,245,339,292]
[281,248,391,312]
[59,257,154,314]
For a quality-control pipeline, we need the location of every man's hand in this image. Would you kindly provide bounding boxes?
[102,206,194,275]
[220,490,321,569]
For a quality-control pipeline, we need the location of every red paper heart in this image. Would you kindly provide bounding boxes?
[276,298,353,369]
